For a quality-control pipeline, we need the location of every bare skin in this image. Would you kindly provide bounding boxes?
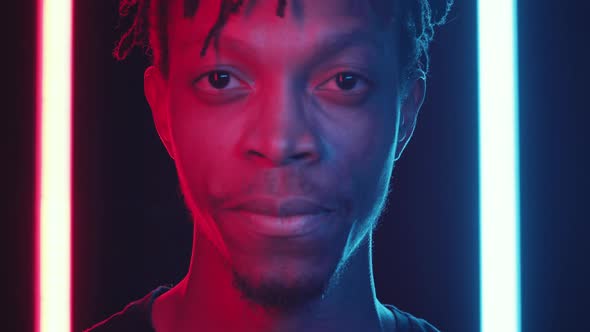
[144,0,425,331]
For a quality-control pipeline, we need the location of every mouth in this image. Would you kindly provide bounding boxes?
[226,209,334,238]
[224,196,333,217]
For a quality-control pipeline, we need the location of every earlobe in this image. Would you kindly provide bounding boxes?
[144,66,175,160]
[394,77,426,162]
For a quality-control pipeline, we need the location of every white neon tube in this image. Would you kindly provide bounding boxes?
[477,0,521,332]
[36,0,73,331]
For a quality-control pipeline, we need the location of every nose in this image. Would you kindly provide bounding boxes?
[241,79,321,167]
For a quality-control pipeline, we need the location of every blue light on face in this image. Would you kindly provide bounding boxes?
[477,0,521,332]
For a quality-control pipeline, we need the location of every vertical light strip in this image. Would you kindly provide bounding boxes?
[36,0,73,331]
[477,0,521,332]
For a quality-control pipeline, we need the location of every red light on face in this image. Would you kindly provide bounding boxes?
[36,0,73,331]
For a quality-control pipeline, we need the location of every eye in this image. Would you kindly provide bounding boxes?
[316,71,370,93]
[193,70,246,92]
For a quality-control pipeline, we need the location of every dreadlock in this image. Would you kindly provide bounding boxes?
[113,0,453,82]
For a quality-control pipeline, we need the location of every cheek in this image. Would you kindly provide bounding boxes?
[328,93,396,172]
[333,98,397,228]
[167,91,226,206]
[167,86,253,211]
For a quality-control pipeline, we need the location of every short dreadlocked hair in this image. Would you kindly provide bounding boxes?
[113,0,453,84]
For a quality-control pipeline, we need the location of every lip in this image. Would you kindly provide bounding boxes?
[224,197,332,217]
[227,209,334,238]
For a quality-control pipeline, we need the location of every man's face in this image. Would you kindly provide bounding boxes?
[147,0,420,309]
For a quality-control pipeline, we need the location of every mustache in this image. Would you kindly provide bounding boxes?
[210,167,336,210]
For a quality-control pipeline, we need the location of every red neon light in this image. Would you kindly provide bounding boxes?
[36,0,73,331]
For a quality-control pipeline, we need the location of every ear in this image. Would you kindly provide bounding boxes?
[144,65,175,160]
[394,77,426,162]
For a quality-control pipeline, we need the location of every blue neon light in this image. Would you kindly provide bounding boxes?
[477,0,521,331]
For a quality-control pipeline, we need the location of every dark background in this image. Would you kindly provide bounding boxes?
[9,0,589,331]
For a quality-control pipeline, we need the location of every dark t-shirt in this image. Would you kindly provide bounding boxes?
[84,285,440,332]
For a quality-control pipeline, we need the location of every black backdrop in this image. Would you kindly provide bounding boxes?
[8,0,589,331]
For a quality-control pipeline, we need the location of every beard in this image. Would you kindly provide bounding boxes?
[231,268,330,313]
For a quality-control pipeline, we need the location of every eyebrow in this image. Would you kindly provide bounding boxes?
[183,29,385,63]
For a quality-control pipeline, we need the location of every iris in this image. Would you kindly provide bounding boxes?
[335,72,359,90]
[208,70,231,89]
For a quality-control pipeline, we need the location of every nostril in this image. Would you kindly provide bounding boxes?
[291,152,310,160]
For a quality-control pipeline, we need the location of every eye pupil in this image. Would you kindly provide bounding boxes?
[208,71,231,89]
[336,72,358,90]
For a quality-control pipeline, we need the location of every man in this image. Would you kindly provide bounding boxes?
[85,0,453,331]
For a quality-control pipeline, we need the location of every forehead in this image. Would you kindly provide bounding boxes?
[166,0,397,55]
[168,0,396,23]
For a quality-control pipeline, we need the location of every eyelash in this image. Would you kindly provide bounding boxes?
[192,70,371,95]
[192,70,245,93]
[316,71,371,95]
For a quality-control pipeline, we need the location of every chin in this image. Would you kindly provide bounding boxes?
[231,266,330,312]
[213,205,355,310]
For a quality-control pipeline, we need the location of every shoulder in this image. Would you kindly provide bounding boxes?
[384,304,441,332]
[83,285,172,332]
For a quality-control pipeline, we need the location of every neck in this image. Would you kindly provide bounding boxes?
[152,226,392,332]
